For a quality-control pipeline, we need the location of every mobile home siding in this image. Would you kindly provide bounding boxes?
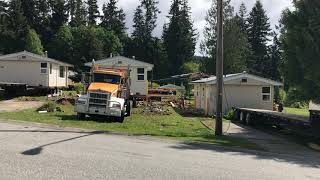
[194,84,274,116]
[49,64,68,87]
[0,60,48,86]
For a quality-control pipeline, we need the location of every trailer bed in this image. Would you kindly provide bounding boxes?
[234,107,313,127]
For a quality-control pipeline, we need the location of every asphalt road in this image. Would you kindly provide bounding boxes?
[0,121,320,180]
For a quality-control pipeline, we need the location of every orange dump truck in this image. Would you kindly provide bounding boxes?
[75,64,132,122]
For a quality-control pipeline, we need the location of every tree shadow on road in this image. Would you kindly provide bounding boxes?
[0,129,104,156]
[169,140,320,168]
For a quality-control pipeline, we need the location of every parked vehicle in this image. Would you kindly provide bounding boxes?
[75,63,133,122]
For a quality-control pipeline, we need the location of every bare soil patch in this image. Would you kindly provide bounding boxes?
[0,100,43,112]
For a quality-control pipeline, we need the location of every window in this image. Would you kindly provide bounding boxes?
[49,63,52,74]
[40,63,47,74]
[137,68,145,81]
[262,87,271,101]
[93,73,121,84]
[241,78,247,83]
[59,66,65,78]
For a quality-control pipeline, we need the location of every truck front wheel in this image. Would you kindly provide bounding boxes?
[116,116,125,123]
[76,113,86,120]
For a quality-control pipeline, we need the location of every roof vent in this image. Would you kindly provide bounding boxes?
[110,53,113,58]
[243,71,247,74]
[44,51,48,58]
[132,56,135,59]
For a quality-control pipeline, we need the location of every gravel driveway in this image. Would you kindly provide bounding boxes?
[0,100,43,112]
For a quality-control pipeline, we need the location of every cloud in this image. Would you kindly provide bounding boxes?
[98,0,293,55]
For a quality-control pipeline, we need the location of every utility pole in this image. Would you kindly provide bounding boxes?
[215,0,223,136]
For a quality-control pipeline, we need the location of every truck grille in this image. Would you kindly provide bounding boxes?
[89,92,110,109]
[89,104,107,109]
[90,92,109,99]
[89,99,108,104]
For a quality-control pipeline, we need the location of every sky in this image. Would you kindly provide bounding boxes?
[97,0,293,55]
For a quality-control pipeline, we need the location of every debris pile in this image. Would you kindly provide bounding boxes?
[135,101,172,115]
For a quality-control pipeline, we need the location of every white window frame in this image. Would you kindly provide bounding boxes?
[137,68,145,81]
[262,86,271,102]
[59,66,65,78]
[49,63,52,74]
[40,63,48,74]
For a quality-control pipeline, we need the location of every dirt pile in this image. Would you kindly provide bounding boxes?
[135,101,172,115]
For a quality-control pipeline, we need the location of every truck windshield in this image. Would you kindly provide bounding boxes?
[93,73,121,84]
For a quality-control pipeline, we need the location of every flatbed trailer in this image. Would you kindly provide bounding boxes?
[0,82,27,95]
[234,108,320,130]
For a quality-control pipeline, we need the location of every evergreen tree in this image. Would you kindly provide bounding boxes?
[0,0,9,31]
[100,0,126,39]
[268,31,281,81]
[68,0,76,23]
[21,0,37,28]
[25,28,44,55]
[131,0,160,64]
[200,0,233,57]
[223,17,249,74]
[238,2,248,33]
[69,0,87,27]
[48,25,73,64]
[281,0,320,101]
[7,0,29,51]
[163,0,196,74]
[7,0,28,32]
[34,0,51,47]
[132,5,145,39]
[247,0,271,77]
[87,0,99,25]
[132,0,160,40]
[50,0,68,33]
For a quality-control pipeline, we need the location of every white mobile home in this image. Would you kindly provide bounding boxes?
[85,56,154,96]
[192,72,283,116]
[0,51,73,88]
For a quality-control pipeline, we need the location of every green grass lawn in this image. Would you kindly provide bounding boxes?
[0,104,259,150]
[284,107,310,117]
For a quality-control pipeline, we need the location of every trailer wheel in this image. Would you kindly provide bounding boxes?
[125,100,133,117]
[245,113,251,125]
[76,113,86,120]
[240,112,246,124]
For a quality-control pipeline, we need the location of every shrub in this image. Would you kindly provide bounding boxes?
[224,109,235,120]
[74,83,84,94]
[37,101,57,112]
[290,102,308,109]
[285,88,308,106]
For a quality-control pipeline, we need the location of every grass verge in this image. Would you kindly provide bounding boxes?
[284,107,309,117]
[0,104,259,150]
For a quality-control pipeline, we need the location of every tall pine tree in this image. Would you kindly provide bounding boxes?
[7,0,29,52]
[100,0,126,39]
[50,0,68,33]
[238,2,248,34]
[87,0,99,25]
[34,0,51,47]
[0,0,8,32]
[131,0,160,64]
[200,0,233,57]
[163,0,196,74]
[281,0,320,101]
[247,0,271,77]
[69,0,87,27]
[21,0,37,29]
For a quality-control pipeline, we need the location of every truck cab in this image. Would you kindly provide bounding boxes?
[75,65,132,122]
